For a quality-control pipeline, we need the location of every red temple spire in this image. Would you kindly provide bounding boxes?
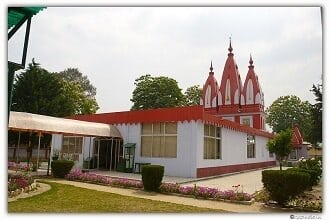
[201,61,219,108]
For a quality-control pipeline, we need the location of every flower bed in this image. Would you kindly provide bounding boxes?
[160,183,253,204]
[65,169,143,189]
[8,161,33,172]
[65,169,253,204]
[8,172,38,198]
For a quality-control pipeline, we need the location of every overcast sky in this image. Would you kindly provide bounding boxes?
[2,4,328,219]
[8,6,322,113]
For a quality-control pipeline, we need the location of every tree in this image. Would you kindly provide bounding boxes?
[12,59,99,116]
[55,68,96,98]
[266,95,313,141]
[267,128,293,171]
[58,78,99,115]
[183,85,202,106]
[130,74,185,110]
[310,84,322,145]
[12,59,72,117]
[55,68,99,114]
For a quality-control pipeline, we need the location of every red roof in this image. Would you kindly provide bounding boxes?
[219,41,243,106]
[242,55,263,105]
[69,105,273,138]
[201,62,219,108]
[292,126,303,147]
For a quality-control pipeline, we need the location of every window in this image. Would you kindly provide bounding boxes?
[204,124,221,159]
[62,136,83,161]
[223,116,234,122]
[141,122,177,158]
[225,79,231,102]
[241,116,252,127]
[205,85,211,107]
[242,118,251,126]
[247,135,255,158]
[289,149,297,160]
[269,152,274,158]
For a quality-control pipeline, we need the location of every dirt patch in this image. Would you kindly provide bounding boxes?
[308,184,322,199]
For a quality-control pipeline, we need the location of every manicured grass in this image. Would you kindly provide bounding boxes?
[8,181,226,213]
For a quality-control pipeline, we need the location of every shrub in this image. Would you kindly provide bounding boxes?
[297,157,322,182]
[287,168,319,187]
[262,170,310,206]
[51,160,74,178]
[141,165,164,191]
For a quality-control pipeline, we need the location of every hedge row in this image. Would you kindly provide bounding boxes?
[141,165,164,192]
[287,168,319,188]
[51,160,74,178]
[262,170,310,205]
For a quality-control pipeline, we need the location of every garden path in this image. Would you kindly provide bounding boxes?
[45,179,279,213]
[181,166,288,194]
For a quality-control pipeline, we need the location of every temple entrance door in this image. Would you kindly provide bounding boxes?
[95,138,123,171]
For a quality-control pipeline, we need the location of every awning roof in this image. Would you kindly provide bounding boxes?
[8,111,122,138]
[8,7,46,29]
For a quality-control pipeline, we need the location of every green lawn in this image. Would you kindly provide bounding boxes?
[8,181,226,213]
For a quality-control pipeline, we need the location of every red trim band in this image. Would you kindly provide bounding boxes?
[196,161,276,178]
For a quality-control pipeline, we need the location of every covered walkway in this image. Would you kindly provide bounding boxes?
[8,111,122,173]
[8,111,121,137]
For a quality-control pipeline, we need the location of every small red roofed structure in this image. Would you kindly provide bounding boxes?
[292,125,304,146]
[288,125,309,161]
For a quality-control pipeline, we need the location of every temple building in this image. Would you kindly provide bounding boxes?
[9,40,275,178]
[201,40,266,130]
[49,40,275,178]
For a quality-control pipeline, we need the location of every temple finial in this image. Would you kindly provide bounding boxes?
[249,53,254,68]
[228,37,233,53]
[209,60,214,75]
